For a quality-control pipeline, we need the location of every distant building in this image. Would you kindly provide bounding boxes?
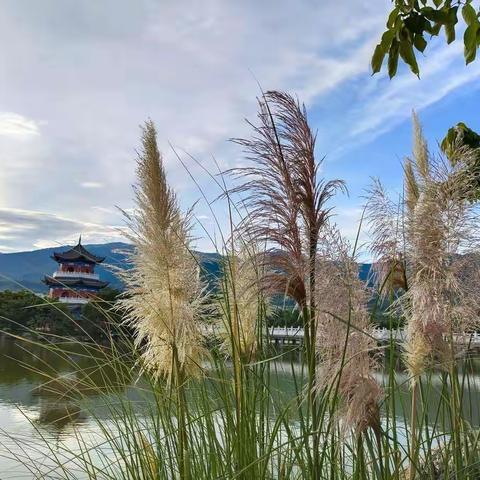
[43,237,109,305]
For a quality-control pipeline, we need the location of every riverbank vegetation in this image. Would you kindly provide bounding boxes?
[0,288,122,337]
[2,91,480,479]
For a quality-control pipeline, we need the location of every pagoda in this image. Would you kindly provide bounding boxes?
[43,236,109,305]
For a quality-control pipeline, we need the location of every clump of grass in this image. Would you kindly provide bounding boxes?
[2,98,480,480]
[229,90,346,477]
[367,112,480,479]
[118,120,211,478]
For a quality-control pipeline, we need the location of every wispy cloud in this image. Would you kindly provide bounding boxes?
[337,41,480,154]
[80,181,103,188]
[0,208,126,252]
[0,112,40,138]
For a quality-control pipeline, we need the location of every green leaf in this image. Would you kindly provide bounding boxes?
[422,7,449,24]
[462,3,477,26]
[404,12,428,34]
[445,23,455,44]
[433,0,443,6]
[400,39,419,76]
[387,7,400,29]
[388,40,400,79]
[424,19,440,35]
[413,34,427,52]
[464,24,479,64]
[371,44,386,74]
[448,6,459,25]
[380,29,396,51]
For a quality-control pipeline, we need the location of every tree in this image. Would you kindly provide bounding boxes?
[80,287,124,339]
[0,290,72,335]
[441,122,480,200]
[372,0,480,78]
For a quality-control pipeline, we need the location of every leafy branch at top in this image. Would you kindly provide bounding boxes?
[372,0,480,78]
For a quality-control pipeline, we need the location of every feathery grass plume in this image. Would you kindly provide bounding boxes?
[405,119,480,377]
[404,158,419,215]
[403,160,480,377]
[119,120,208,382]
[315,225,382,435]
[412,111,429,181]
[219,238,266,362]
[368,113,480,378]
[403,184,450,378]
[229,90,345,328]
[367,113,432,298]
[365,178,406,296]
[404,110,431,219]
[229,90,345,477]
[368,114,480,479]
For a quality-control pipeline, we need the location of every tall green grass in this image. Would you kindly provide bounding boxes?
[2,292,479,479]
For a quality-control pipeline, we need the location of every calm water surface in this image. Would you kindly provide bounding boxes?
[0,336,479,479]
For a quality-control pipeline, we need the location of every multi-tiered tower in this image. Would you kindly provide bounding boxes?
[43,237,109,305]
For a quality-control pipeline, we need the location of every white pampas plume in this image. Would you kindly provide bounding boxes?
[119,120,208,382]
[365,179,407,296]
[403,161,480,379]
[219,239,266,361]
[412,111,429,181]
[315,225,382,435]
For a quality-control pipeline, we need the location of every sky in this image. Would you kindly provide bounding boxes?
[1,0,480,256]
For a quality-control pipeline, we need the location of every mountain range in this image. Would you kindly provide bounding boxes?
[0,242,372,293]
[0,242,222,292]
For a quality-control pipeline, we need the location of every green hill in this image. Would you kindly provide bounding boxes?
[0,242,222,292]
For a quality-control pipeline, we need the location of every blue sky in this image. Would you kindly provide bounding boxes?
[1,0,480,255]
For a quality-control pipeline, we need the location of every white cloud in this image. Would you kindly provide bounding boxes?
[0,208,126,252]
[0,0,477,252]
[0,0,391,250]
[92,206,115,213]
[80,181,103,189]
[0,112,40,138]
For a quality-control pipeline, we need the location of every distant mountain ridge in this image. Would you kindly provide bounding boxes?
[0,242,371,293]
[0,242,130,292]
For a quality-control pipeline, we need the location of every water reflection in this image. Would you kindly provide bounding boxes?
[0,335,479,477]
[0,336,132,434]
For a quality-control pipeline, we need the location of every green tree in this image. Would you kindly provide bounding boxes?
[441,122,480,200]
[373,0,480,78]
[80,288,124,339]
[0,290,72,335]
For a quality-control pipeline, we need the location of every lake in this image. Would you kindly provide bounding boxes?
[0,336,479,479]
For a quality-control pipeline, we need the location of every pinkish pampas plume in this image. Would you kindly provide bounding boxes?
[367,113,480,380]
[315,225,382,434]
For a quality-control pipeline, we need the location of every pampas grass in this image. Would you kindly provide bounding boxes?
[315,225,382,436]
[118,120,210,479]
[367,112,480,479]
[219,239,266,362]
[230,90,346,477]
[119,120,209,382]
[365,179,407,296]
[4,99,480,480]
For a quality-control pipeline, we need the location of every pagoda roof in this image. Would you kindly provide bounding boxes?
[51,237,106,264]
[43,275,109,289]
